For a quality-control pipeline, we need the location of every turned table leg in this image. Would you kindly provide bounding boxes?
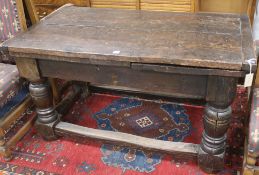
[198,76,237,173]
[29,79,60,140]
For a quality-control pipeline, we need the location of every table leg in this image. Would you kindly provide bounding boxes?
[198,76,237,173]
[29,79,60,140]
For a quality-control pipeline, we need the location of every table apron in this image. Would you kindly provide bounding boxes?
[37,60,211,99]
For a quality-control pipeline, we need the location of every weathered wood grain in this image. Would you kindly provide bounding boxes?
[4,5,255,71]
[4,5,256,173]
[55,121,199,160]
[15,58,41,81]
[131,63,244,77]
[39,60,208,99]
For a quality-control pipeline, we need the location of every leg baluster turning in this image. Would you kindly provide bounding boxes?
[198,76,237,173]
[198,105,231,173]
[29,79,60,140]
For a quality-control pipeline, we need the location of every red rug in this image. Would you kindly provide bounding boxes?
[0,88,247,175]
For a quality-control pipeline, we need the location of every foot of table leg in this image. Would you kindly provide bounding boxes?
[29,79,60,140]
[198,105,231,173]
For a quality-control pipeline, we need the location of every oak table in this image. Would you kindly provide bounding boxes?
[2,4,256,173]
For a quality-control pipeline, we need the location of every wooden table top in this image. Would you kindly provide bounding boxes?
[3,4,256,71]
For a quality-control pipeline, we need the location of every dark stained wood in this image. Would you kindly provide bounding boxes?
[29,79,60,140]
[39,60,208,99]
[4,4,256,72]
[199,76,237,173]
[131,63,245,77]
[55,83,82,115]
[4,5,256,173]
[206,76,237,108]
[55,121,199,160]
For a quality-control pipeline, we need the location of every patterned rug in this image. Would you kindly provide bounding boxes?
[0,87,248,175]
